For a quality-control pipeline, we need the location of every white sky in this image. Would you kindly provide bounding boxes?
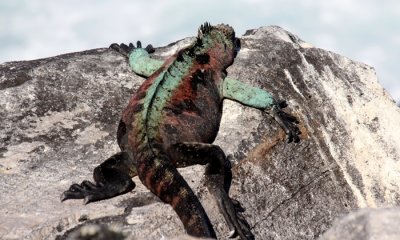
[1,0,399,103]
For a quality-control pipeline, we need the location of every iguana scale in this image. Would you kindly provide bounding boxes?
[61,22,300,239]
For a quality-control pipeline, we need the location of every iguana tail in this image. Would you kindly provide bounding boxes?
[135,147,216,238]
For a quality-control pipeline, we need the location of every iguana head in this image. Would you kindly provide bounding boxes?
[196,22,241,68]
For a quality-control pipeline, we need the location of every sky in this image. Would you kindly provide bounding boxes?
[1,0,399,104]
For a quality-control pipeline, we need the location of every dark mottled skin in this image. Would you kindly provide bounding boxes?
[61,23,300,239]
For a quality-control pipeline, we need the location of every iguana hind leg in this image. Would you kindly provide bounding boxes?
[136,153,217,238]
[60,151,136,204]
[168,142,255,240]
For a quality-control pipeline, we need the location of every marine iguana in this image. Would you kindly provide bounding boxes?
[61,22,300,239]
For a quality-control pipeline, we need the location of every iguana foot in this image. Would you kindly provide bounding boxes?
[267,100,301,143]
[60,177,135,204]
[109,41,155,57]
[61,152,136,204]
[168,142,255,239]
[206,173,254,240]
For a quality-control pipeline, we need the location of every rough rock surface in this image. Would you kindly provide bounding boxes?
[319,207,400,240]
[1,26,399,240]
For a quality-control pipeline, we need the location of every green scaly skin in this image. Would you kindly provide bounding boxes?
[61,23,300,239]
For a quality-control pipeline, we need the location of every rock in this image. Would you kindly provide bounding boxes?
[66,224,126,240]
[319,208,400,240]
[1,25,400,240]
[223,26,400,239]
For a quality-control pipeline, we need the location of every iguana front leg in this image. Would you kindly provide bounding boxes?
[168,142,254,240]
[223,77,301,142]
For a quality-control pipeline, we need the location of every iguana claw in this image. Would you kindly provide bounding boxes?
[110,41,154,57]
[228,229,236,238]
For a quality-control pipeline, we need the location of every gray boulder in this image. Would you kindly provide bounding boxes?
[1,26,399,240]
[319,208,400,240]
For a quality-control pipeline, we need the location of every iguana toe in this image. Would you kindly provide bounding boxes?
[110,41,155,57]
